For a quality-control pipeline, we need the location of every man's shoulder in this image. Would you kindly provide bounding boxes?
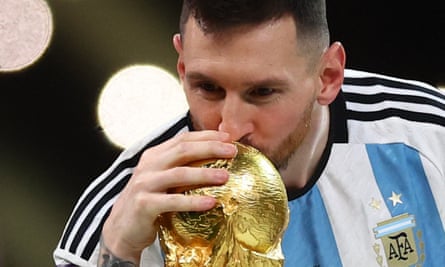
[341,68,445,127]
[339,69,445,168]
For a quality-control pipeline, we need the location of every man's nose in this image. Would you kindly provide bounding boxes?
[217,96,254,141]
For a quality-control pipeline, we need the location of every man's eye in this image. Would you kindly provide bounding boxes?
[251,87,275,96]
[196,83,225,99]
[200,83,219,92]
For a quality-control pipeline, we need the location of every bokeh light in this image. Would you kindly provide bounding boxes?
[97,64,188,149]
[0,0,53,72]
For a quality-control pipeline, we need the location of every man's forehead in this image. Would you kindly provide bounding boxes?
[182,14,298,43]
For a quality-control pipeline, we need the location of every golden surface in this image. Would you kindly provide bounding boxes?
[158,142,289,266]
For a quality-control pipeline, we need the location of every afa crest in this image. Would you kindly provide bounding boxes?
[373,214,423,267]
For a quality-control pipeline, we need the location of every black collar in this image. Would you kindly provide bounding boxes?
[287,90,348,200]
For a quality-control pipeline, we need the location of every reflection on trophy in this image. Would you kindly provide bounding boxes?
[158,142,289,266]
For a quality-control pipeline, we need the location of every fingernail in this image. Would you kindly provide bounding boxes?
[202,197,216,208]
[215,170,229,183]
[222,143,237,155]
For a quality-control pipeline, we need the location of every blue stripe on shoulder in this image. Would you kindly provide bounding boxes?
[366,143,445,266]
[283,186,342,267]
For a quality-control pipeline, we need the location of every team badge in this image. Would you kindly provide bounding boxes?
[373,214,420,266]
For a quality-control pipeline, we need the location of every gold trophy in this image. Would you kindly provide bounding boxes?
[158,142,289,266]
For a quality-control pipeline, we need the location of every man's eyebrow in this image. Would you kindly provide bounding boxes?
[186,71,289,88]
[186,72,214,82]
[245,77,289,88]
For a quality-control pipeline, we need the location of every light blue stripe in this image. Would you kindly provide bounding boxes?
[283,186,342,267]
[366,143,445,266]
[374,215,416,238]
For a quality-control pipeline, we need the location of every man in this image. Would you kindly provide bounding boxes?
[54,0,445,266]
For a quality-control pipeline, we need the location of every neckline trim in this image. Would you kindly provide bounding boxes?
[287,90,348,200]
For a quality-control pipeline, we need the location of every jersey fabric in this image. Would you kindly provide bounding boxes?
[53,69,445,267]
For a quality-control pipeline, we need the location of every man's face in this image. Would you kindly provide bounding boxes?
[176,15,321,169]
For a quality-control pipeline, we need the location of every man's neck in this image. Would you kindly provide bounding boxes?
[280,103,330,190]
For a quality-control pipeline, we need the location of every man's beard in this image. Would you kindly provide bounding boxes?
[259,100,314,170]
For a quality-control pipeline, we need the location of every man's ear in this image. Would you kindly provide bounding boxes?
[173,33,185,83]
[317,42,346,105]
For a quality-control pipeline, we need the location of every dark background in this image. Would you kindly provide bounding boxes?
[0,1,443,266]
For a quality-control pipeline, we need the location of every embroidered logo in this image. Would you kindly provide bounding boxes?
[373,214,420,267]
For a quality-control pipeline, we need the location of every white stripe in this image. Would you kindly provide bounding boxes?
[342,84,445,105]
[346,101,445,117]
[65,167,133,252]
[53,248,94,267]
[76,195,118,262]
[318,144,392,266]
[344,69,437,91]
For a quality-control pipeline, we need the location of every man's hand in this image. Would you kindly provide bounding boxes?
[99,131,237,265]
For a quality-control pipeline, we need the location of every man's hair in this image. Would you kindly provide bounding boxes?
[180,0,330,58]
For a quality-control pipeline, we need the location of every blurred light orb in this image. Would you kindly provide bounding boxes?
[0,0,53,72]
[97,65,188,149]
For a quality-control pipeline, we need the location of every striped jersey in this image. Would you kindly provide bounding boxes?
[53,69,445,267]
